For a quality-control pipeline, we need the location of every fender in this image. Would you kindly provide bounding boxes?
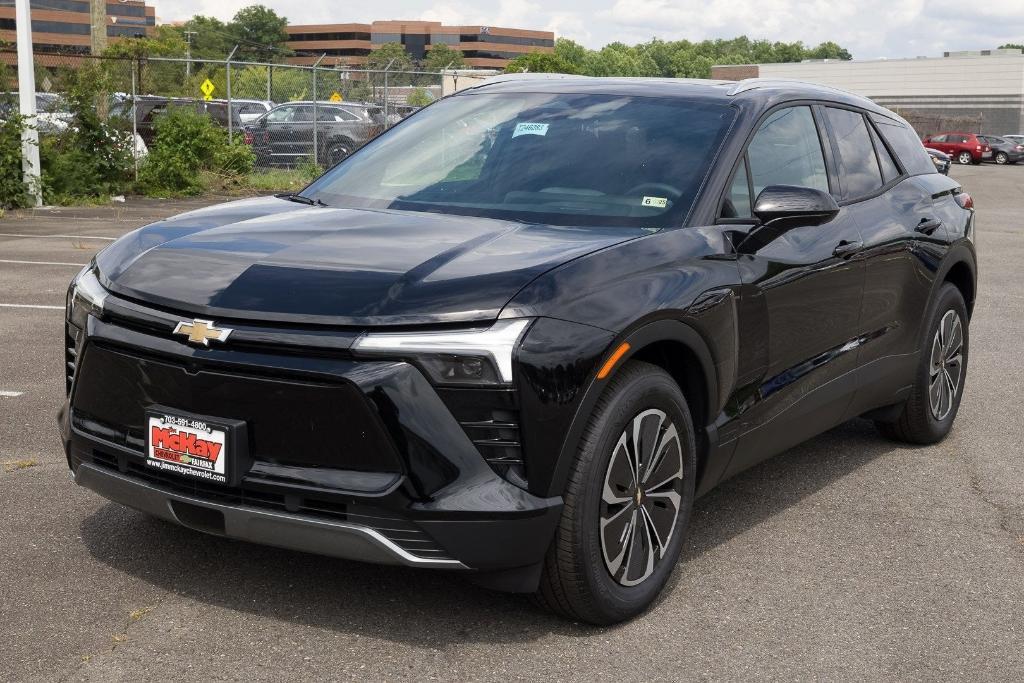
[539,317,720,499]
[917,241,977,348]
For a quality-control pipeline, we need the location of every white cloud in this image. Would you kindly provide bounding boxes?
[151,0,1024,60]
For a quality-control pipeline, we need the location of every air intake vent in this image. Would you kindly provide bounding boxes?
[65,323,80,395]
[436,388,526,485]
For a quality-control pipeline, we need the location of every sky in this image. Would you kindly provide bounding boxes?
[153,0,1024,61]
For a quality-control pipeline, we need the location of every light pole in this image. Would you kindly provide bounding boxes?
[15,0,42,206]
[184,31,197,78]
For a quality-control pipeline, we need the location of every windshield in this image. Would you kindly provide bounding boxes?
[304,92,735,227]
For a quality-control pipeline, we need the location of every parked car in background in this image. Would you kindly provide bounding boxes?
[0,92,73,134]
[925,147,951,174]
[1003,134,1024,145]
[244,101,383,167]
[113,97,243,145]
[234,99,274,124]
[922,132,991,165]
[978,135,1024,164]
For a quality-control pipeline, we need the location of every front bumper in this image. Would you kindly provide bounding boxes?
[61,295,562,580]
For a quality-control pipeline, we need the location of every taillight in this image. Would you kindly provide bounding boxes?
[954,192,974,210]
[243,130,253,145]
[976,145,982,151]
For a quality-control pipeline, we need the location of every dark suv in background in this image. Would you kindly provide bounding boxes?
[114,97,243,146]
[922,131,991,165]
[244,101,385,167]
[63,76,976,625]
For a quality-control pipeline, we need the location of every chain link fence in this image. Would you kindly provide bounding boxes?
[2,49,456,172]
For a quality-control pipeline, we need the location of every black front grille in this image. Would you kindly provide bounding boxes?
[72,343,403,472]
[83,449,452,560]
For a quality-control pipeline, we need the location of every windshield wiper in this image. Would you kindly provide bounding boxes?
[276,192,327,207]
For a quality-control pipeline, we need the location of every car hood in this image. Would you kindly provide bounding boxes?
[95,196,647,327]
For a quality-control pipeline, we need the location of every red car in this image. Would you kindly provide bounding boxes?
[922,132,991,165]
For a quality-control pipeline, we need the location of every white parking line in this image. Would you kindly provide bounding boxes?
[0,303,64,310]
[0,259,87,267]
[0,390,24,398]
[0,233,117,240]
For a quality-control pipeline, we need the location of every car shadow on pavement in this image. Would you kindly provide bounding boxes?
[79,419,896,641]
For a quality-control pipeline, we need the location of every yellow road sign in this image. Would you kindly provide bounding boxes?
[200,79,216,99]
[329,91,343,102]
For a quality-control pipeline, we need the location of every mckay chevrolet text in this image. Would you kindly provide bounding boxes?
[61,75,976,624]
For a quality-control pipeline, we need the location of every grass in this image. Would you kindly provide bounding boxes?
[242,168,320,192]
[2,458,38,473]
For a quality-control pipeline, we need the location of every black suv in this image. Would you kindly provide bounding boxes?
[244,101,384,167]
[62,76,976,624]
[115,97,242,145]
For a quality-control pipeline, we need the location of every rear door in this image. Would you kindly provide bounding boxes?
[847,113,958,414]
[724,104,867,476]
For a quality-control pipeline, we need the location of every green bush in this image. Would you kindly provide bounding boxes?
[138,107,255,196]
[0,113,33,209]
[39,66,134,204]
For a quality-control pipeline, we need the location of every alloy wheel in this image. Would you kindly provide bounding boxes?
[599,408,684,587]
[996,153,1008,164]
[929,310,964,421]
[958,152,973,165]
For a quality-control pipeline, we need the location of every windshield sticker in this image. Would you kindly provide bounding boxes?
[641,196,668,208]
[512,122,550,138]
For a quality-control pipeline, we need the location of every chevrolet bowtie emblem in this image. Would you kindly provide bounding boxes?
[172,319,232,346]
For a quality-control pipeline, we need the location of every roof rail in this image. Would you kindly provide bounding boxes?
[727,77,863,100]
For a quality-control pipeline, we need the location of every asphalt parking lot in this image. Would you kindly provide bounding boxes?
[1,166,1022,681]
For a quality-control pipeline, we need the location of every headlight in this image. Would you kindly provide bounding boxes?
[67,266,108,328]
[351,318,532,386]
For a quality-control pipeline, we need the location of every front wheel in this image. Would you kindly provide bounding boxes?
[995,152,1009,165]
[875,283,968,444]
[957,151,973,165]
[325,140,353,166]
[534,361,696,625]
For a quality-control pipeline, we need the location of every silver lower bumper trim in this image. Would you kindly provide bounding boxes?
[74,463,467,569]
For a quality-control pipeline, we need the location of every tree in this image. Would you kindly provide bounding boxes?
[807,41,853,60]
[423,43,465,71]
[176,15,234,60]
[503,52,579,74]
[999,43,1024,51]
[406,88,434,107]
[366,42,413,72]
[229,5,291,62]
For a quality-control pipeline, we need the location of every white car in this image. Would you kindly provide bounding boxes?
[1004,134,1024,145]
[234,100,274,124]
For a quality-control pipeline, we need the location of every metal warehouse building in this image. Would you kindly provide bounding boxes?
[712,48,1024,136]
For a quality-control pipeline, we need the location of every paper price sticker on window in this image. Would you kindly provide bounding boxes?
[641,196,668,208]
[512,122,549,138]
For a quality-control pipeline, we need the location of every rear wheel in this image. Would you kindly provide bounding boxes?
[875,283,968,444]
[957,151,973,165]
[325,140,353,166]
[534,361,696,625]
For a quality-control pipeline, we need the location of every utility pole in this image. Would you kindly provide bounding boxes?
[89,0,107,56]
[15,0,42,206]
[184,31,197,78]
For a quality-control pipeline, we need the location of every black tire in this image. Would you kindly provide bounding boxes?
[534,360,697,625]
[875,283,969,444]
[324,139,353,166]
[995,152,1008,165]
[957,151,973,165]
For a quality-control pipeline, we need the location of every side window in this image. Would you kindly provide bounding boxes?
[872,115,935,176]
[930,134,947,143]
[868,124,901,183]
[825,107,882,199]
[721,160,752,218]
[747,106,829,198]
[292,106,314,122]
[266,106,295,123]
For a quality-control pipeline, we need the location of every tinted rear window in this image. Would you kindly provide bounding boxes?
[872,115,936,176]
[826,107,882,199]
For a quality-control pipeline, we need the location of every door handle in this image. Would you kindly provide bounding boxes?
[915,217,943,235]
[833,240,863,259]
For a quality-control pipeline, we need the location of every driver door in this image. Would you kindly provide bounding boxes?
[723,104,866,477]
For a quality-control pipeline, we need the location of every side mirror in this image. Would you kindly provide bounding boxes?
[737,185,839,254]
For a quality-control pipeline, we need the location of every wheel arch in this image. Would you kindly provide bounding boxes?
[544,318,719,498]
[942,257,976,318]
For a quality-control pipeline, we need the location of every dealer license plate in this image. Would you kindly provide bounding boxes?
[146,411,229,484]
